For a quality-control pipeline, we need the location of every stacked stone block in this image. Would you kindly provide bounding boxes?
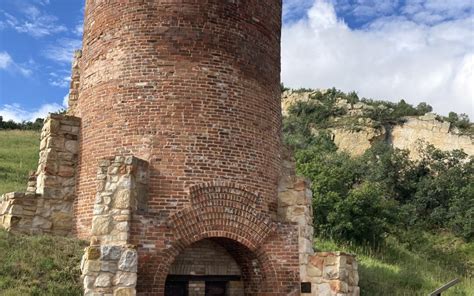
[33,114,80,234]
[306,252,359,296]
[90,156,148,244]
[82,245,138,296]
[278,148,360,295]
[67,50,81,115]
[278,147,315,280]
[0,192,38,232]
[81,156,148,295]
[0,114,80,235]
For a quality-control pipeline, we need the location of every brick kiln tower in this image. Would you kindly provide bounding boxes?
[0,0,360,295]
[74,0,302,294]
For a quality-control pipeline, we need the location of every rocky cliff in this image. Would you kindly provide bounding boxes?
[282,90,474,159]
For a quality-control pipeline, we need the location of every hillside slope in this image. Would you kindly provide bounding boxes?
[0,130,86,295]
[1,124,473,295]
[0,130,40,193]
[282,88,473,295]
[0,229,86,295]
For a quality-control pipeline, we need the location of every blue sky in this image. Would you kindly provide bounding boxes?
[0,0,83,121]
[1,0,473,121]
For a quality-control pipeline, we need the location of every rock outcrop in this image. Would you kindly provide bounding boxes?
[331,126,386,157]
[390,114,474,159]
[282,90,473,159]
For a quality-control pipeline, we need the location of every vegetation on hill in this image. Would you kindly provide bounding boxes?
[283,88,473,295]
[296,139,473,244]
[0,130,40,193]
[282,87,473,138]
[0,130,85,295]
[0,116,44,131]
[0,230,86,295]
[1,89,473,295]
[317,234,473,295]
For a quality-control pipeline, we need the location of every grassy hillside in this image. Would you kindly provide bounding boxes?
[283,88,473,295]
[0,130,40,193]
[1,129,472,295]
[317,234,473,295]
[0,130,86,295]
[0,230,86,295]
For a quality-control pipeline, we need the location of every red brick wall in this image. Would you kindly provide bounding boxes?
[74,0,301,294]
[74,0,283,238]
[169,239,241,276]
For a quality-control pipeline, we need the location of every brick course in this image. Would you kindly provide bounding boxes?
[0,1,361,295]
[73,0,283,239]
[72,0,306,294]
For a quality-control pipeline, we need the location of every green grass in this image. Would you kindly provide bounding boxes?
[0,130,86,295]
[0,130,40,194]
[1,131,473,295]
[316,232,474,296]
[0,230,87,295]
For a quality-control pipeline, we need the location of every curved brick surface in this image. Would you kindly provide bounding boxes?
[74,0,282,239]
[72,1,305,295]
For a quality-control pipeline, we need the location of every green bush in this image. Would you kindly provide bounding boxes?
[293,132,473,245]
[296,140,398,246]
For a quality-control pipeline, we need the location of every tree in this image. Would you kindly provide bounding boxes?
[416,102,432,114]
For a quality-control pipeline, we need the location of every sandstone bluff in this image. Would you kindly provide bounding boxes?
[282,90,473,159]
[0,1,358,296]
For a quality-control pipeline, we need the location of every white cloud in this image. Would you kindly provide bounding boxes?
[73,22,84,36]
[0,52,13,69]
[282,0,474,117]
[0,94,69,123]
[0,3,66,38]
[0,51,33,77]
[62,94,69,107]
[49,71,71,88]
[43,38,82,64]
[0,102,62,122]
[403,0,472,24]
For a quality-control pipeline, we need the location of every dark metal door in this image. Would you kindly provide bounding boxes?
[205,281,227,296]
[165,281,188,296]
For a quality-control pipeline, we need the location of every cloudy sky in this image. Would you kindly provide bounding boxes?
[0,0,473,122]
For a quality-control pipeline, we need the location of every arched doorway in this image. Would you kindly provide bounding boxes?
[164,237,269,296]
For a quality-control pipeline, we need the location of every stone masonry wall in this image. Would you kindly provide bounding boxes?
[67,50,81,115]
[81,156,148,296]
[306,252,359,296]
[0,192,38,233]
[278,147,360,296]
[278,147,315,280]
[0,114,80,235]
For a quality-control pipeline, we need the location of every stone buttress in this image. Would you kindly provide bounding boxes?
[0,114,80,235]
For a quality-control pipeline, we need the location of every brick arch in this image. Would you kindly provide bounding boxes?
[170,182,276,250]
[147,182,282,294]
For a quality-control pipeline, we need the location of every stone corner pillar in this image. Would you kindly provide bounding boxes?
[0,114,81,235]
[67,49,82,115]
[81,155,148,295]
[306,252,360,296]
[278,147,360,296]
